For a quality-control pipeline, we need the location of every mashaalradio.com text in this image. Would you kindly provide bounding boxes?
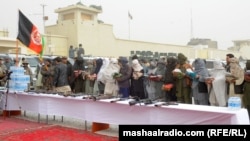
[123,129,204,137]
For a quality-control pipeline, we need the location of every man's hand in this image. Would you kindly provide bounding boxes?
[226,78,235,83]
[230,79,236,83]
[115,77,121,81]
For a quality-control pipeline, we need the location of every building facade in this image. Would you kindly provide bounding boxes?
[0,2,247,61]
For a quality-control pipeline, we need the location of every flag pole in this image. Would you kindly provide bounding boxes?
[16,9,19,67]
[190,0,194,40]
[16,40,19,66]
[128,16,130,40]
[40,34,45,59]
[128,11,132,40]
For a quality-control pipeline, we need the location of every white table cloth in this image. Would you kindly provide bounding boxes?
[1,91,249,125]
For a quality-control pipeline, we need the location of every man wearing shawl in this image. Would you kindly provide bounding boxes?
[131,59,146,99]
[145,59,158,100]
[154,59,166,100]
[163,57,177,102]
[116,57,132,98]
[243,60,250,118]
[92,58,103,94]
[208,60,227,106]
[226,57,244,107]
[192,58,209,105]
[101,58,121,97]
[175,53,192,104]
[96,58,110,94]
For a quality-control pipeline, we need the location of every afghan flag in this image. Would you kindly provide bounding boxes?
[17,10,44,56]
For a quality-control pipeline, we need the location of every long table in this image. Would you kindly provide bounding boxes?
[1,91,249,125]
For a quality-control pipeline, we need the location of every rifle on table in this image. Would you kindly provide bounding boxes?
[154,101,178,107]
[128,97,158,106]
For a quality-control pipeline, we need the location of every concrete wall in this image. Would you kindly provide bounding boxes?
[0,29,243,61]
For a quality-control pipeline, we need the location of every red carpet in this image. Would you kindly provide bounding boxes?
[0,117,118,141]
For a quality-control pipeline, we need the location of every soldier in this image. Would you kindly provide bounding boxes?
[22,60,33,90]
[40,59,54,91]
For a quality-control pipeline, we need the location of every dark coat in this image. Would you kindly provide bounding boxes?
[53,62,69,87]
[117,57,132,88]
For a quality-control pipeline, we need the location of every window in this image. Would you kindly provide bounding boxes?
[63,13,75,20]
[81,13,92,21]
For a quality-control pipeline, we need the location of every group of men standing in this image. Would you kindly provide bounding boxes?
[1,49,249,119]
[68,43,85,59]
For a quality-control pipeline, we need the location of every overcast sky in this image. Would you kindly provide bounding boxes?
[1,0,250,50]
